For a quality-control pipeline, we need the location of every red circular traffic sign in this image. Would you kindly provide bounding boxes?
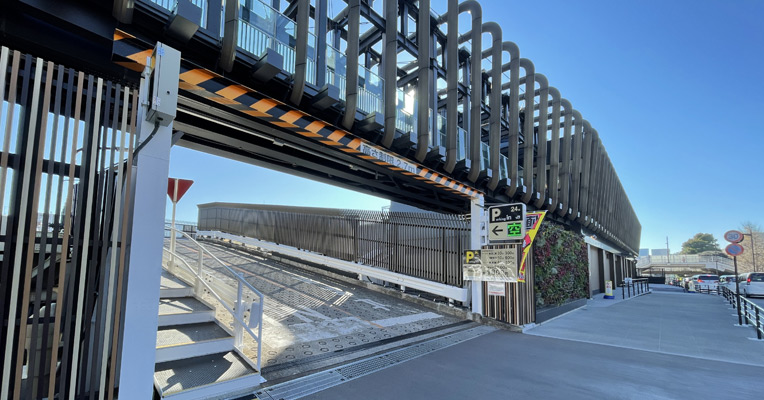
[725,243,744,257]
[724,230,744,243]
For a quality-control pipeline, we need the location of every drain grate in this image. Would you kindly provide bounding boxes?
[255,325,497,400]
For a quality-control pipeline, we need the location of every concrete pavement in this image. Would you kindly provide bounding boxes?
[302,331,764,400]
[527,289,764,366]
[291,287,764,399]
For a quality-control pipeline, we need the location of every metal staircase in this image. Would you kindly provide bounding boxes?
[155,228,265,399]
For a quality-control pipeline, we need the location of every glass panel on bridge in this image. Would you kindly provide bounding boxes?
[457,127,467,161]
[481,141,490,171]
[151,0,208,29]
[357,65,384,116]
[395,88,414,134]
[326,45,347,98]
[436,113,446,148]
[499,153,508,180]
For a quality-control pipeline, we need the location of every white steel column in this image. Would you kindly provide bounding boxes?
[118,43,179,399]
[470,195,485,315]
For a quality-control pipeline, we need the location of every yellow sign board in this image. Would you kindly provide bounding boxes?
[463,247,519,282]
[518,211,546,283]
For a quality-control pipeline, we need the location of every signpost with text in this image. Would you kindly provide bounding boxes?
[487,203,526,243]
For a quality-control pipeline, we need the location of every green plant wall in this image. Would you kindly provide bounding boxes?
[533,222,589,307]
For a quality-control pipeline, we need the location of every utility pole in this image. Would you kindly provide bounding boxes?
[715,257,719,277]
[750,229,757,272]
[666,236,670,264]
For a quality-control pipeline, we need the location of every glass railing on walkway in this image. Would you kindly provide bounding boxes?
[499,153,508,180]
[150,0,208,29]
[434,112,445,148]
[395,87,414,133]
[326,45,347,98]
[325,45,383,116]
[394,92,468,160]
[480,141,490,171]
[358,65,384,115]
[237,0,317,85]
[147,0,512,169]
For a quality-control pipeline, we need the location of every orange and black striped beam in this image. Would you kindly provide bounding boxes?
[112,30,482,199]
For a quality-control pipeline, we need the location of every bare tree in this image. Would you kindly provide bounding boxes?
[736,221,763,273]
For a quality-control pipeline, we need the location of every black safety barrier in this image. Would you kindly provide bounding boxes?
[720,286,763,340]
[621,278,650,299]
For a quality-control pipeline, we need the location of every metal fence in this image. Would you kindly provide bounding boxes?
[621,278,650,299]
[164,219,198,237]
[720,286,763,340]
[198,203,470,287]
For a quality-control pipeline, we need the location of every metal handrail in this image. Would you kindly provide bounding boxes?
[620,277,649,299]
[162,247,263,370]
[719,286,763,340]
[165,227,265,370]
[170,227,264,299]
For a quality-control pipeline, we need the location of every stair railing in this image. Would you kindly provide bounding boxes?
[162,227,264,371]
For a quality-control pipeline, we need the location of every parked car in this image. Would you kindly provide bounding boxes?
[719,275,736,287]
[692,274,719,291]
[738,272,764,298]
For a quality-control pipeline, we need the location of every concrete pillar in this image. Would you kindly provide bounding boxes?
[118,43,179,399]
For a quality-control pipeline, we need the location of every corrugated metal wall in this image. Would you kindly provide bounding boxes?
[0,46,138,400]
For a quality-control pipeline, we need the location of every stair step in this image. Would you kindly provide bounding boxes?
[158,297,215,327]
[160,270,193,298]
[156,322,234,363]
[154,351,262,400]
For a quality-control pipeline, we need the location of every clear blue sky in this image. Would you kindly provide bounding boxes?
[167,0,764,253]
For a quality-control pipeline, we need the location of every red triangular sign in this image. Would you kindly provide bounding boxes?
[167,178,194,203]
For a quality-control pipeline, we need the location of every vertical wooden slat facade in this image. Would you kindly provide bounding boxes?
[0,46,139,400]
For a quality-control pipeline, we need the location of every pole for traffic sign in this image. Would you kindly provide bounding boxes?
[170,179,178,265]
[734,256,742,326]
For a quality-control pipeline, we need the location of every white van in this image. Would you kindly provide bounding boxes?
[739,272,764,298]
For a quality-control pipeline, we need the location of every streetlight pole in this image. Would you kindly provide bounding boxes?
[743,230,757,272]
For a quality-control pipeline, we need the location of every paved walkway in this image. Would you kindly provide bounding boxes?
[527,289,764,367]
[179,235,764,399]
[293,285,764,399]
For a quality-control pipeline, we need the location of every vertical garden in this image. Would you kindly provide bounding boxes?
[533,222,590,308]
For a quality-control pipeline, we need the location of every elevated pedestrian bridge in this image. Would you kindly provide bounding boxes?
[0,1,644,399]
[636,255,734,275]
